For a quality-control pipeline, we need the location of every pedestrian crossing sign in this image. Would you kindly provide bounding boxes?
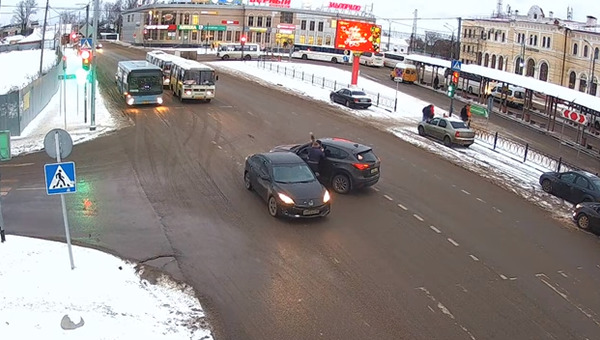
[44,162,77,195]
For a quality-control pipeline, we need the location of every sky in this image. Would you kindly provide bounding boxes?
[1,0,599,36]
[0,40,581,336]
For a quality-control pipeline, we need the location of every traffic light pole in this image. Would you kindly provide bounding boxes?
[89,0,99,131]
[449,96,454,116]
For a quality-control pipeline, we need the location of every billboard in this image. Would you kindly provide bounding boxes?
[248,0,291,7]
[334,20,381,53]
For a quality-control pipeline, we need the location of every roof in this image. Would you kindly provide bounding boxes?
[262,152,304,164]
[117,60,161,72]
[320,138,371,152]
[171,57,214,71]
[404,54,600,112]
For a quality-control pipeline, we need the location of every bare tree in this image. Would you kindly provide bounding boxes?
[12,0,38,34]
[60,11,78,25]
[123,0,137,10]
[424,31,442,55]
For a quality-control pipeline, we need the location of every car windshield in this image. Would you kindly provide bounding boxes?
[356,150,378,162]
[272,164,316,183]
[450,121,468,129]
[352,91,367,96]
[182,70,216,85]
[590,177,600,190]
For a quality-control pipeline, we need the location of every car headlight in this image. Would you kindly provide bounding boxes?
[576,204,582,209]
[156,97,163,104]
[323,190,330,203]
[206,91,213,96]
[126,97,134,105]
[185,90,192,96]
[278,193,295,205]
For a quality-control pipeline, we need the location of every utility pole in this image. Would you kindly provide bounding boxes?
[85,4,89,38]
[39,0,50,77]
[409,9,417,53]
[90,0,98,131]
[456,17,462,62]
[387,20,391,51]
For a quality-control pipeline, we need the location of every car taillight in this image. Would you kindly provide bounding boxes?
[455,131,460,137]
[353,163,370,170]
[354,98,359,103]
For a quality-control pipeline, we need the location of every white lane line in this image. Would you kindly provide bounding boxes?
[413,214,424,222]
[372,187,380,192]
[558,270,568,278]
[0,163,34,168]
[461,189,471,195]
[416,287,477,340]
[217,145,223,150]
[211,140,217,145]
[397,203,408,211]
[447,238,459,247]
[469,254,479,261]
[509,277,518,281]
[411,163,417,167]
[476,197,486,203]
[0,192,7,196]
[430,225,442,233]
[493,207,503,213]
[433,174,441,180]
[15,187,45,191]
[451,184,457,188]
[383,194,393,201]
[500,274,508,280]
[536,273,600,326]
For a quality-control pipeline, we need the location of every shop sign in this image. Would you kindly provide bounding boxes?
[277,24,296,30]
[145,25,169,30]
[178,25,203,30]
[248,0,291,8]
[222,20,240,25]
[205,25,227,31]
[328,2,362,11]
[249,27,267,32]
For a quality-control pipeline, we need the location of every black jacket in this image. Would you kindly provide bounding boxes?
[307,146,325,164]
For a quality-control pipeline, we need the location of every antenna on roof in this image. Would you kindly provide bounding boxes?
[496,0,503,18]
[567,6,573,20]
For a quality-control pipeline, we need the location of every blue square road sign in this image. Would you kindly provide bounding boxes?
[44,162,77,195]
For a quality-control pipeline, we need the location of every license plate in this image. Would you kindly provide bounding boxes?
[303,209,320,215]
[371,167,379,173]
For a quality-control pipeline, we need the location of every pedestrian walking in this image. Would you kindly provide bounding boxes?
[422,104,435,121]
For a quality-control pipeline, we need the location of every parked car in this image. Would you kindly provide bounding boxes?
[539,170,600,204]
[330,88,372,109]
[244,152,331,218]
[573,202,600,233]
[417,116,475,147]
[271,137,380,194]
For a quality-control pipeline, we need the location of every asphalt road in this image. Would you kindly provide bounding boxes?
[3,43,600,339]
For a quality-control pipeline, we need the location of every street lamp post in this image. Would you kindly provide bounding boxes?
[584,39,597,95]
[444,24,455,59]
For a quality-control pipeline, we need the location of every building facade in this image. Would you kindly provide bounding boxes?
[461,5,600,97]
[121,3,375,49]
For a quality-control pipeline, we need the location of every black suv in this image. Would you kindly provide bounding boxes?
[271,138,381,194]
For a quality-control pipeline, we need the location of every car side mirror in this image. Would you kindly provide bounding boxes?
[216,75,219,81]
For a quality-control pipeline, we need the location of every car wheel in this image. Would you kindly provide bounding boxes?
[301,54,308,60]
[244,55,251,61]
[443,136,452,147]
[331,57,338,63]
[332,174,351,194]
[244,171,252,191]
[541,179,552,193]
[345,100,351,108]
[577,213,590,230]
[222,55,230,60]
[330,94,335,102]
[268,196,280,217]
[418,125,425,136]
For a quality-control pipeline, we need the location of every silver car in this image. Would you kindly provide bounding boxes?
[417,117,475,147]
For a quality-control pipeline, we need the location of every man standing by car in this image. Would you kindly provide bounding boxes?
[307,141,325,176]
[422,104,434,121]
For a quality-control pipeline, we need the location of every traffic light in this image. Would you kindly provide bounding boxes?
[240,35,247,45]
[70,32,77,41]
[452,71,460,84]
[447,83,456,97]
[81,49,92,71]
[447,71,459,98]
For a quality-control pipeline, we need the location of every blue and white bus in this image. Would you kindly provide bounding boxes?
[291,44,353,64]
[115,60,164,106]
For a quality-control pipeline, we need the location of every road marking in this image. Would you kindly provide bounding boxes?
[397,203,408,210]
[509,277,518,281]
[0,163,34,168]
[447,238,459,247]
[211,140,217,145]
[372,187,380,192]
[416,287,477,340]
[493,207,503,213]
[413,214,424,221]
[469,254,479,261]
[536,273,600,326]
[0,192,7,196]
[500,274,508,280]
[451,184,457,188]
[476,197,486,203]
[383,194,393,201]
[15,187,45,191]
[430,225,441,233]
[558,270,568,278]
[217,145,223,150]
[433,174,441,180]
[411,163,417,167]
[461,189,471,195]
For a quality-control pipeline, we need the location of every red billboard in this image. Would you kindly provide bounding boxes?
[334,20,381,53]
[248,0,291,8]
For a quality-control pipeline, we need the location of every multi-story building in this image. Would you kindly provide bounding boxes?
[120,1,375,49]
[461,5,600,97]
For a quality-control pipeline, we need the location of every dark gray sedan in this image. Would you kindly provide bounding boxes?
[244,151,331,218]
[330,88,372,109]
[417,117,475,147]
[540,170,600,204]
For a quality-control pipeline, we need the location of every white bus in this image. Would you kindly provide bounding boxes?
[115,60,164,106]
[146,50,176,87]
[216,43,261,60]
[291,44,353,64]
[383,52,407,68]
[169,58,218,102]
[359,51,384,67]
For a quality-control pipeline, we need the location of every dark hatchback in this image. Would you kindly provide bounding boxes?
[244,152,331,218]
[573,202,600,233]
[271,137,381,194]
[539,170,600,204]
[330,88,372,109]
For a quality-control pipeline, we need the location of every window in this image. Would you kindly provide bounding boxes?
[579,74,587,92]
[234,31,241,42]
[595,47,600,60]
[438,120,447,128]
[575,176,590,189]
[217,31,223,41]
[325,35,332,45]
[183,13,190,25]
[256,32,262,43]
[191,31,197,41]
[272,164,315,183]
[318,22,324,32]
[257,16,263,27]
[502,32,505,42]
[266,17,272,27]
[584,45,589,58]
[498,56,504,70]
[568,71,576,89]
[534,35,538,46]
[309,21,315,31]
[299,35,306,44]
[192,14,199,25]
[491,55,496,68]
[494,32,499,41]
[592,76,598,96]
[324,146,348,159]
[265,33,271,43]
[487,31,492,40]
[546,37,551,48]
[559,172,577,183]
[573,43,578,55]
[301,20,307,30]
[248,16,254,26]
[317,36,323,45]
[280,12,293,24]
[226,30,232,41]
[539,62,549,81]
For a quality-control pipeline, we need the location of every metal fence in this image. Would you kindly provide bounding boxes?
[0,49,61,136]
[255,60,398,111]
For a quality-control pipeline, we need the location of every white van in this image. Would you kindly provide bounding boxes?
[217,43,261,60]
[491,84,526,108]
[359,52,384,67]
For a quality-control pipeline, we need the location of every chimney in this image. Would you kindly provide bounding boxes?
[549,11,553,19]
[586,15,597,27]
